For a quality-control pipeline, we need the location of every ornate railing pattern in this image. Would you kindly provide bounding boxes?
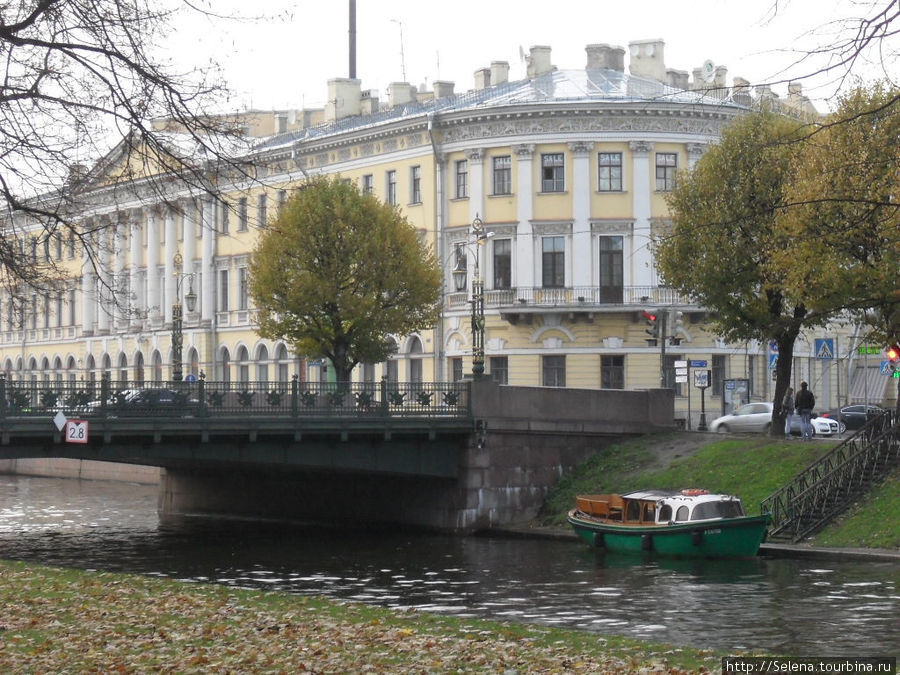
[445,285,696,310]
[0,376,472,420]
[761,411,899,542]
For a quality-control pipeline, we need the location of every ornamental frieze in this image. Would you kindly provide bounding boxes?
[441,113,729,144]
[532,221,573,235]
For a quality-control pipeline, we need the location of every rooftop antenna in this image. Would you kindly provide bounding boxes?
[391,19,407,81]
[348,0,357,79]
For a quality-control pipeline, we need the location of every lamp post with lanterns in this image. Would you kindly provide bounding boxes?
[452,216,488,378]
[171,252,197,382]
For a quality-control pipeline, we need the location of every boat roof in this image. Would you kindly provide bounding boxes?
[621,490,740,502]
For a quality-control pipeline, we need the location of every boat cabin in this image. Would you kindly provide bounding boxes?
[575,489,746,526]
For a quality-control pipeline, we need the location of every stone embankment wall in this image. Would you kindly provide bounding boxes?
[0,458,160,484]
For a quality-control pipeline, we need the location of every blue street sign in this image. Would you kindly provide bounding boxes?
[881,360,892,375]
[689,360,708,368]
[769,340,779,353]
[185,373,197,382]
[815,338,835,360]
[769,353,778,369]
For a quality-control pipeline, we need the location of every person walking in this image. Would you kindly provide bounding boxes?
[782,387,795,439]
[795,381,816,440]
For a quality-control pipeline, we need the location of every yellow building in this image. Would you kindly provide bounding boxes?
[2,40,890,427]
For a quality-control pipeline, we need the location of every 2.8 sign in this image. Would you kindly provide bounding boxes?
[65,420,89,444]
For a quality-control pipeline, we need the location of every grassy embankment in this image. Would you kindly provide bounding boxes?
[0,559,723,673]
[538,433,900,550]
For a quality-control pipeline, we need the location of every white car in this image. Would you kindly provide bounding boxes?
[709,402,843,436]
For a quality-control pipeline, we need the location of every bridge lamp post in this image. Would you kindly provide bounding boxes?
[452,216,488,378]
[171,252,197,382]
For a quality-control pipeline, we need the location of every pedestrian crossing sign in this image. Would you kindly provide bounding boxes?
[815,338,834,360]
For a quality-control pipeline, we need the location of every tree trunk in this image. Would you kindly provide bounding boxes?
[770,331,800,437]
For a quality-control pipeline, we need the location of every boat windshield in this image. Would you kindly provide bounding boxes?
[690,500,745,521]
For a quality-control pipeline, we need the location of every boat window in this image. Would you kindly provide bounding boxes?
[658,504,672,522]
[691,500,746,521]
[625,500,641,521]
[642,505,655,523]
[675,506,689,522]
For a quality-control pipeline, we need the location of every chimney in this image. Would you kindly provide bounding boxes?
[666,69,689,90]
[388,82,416,108]
[628,39,666,82]
[275,113,288,134]
[325,78,362,122]
[526,45,553,78]
[474,67,491,90]
[585,44,625,71]
[434,80,455,98]
[491,61,509,85]
[360,89,379,114]
[732,77,752,106]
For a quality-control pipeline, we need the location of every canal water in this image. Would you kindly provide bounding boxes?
[0,475,897,655]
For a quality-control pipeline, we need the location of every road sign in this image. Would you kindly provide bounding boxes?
[675,367,688,377]
[185,373,197,383]
[815,338,835,360]
[769,353,778,369]
[674,360,688,368]
[769,340,778,353]
[675,376,688,383]
[694,370,710,388]
[689,360,708,368]
[65,420,89,444]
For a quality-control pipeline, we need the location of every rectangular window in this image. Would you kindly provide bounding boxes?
[238,267,249,310]
[656,152,677,191]
[257,193,267,228]
[410,165,421,203]
[450,357,463,382]
[454,160,468,199]
[542,355,566,387]
[490,356,509,385]
[277,189,288,213]
[68,232,76,258]
[601,355,625,389]
[598,236,624,303]
[220,201,230,234]
[56,294,63,328]
[361,174,374,194]
[238,198,248,231]
[598,152,623,191]
[55,233,63,260]
[386,170,397,204]
[68,289,76,325]
[492,155,512,195]
[541,153,565,192]
[492,238,511,290]
[541,236,565,288]
[218,269,229,312]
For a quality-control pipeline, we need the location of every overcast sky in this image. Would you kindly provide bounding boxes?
[165,1,897,113]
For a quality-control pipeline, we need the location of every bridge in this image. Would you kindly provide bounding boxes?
[0,376,675,532]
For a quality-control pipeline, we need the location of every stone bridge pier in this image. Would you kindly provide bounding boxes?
[160,382,674,533]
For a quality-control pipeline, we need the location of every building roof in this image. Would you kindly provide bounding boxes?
[251,68,745,153]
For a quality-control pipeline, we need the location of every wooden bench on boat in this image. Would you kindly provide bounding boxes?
[576,495,623,521]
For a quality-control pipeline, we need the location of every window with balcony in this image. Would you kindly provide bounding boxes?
[492,238,511,290]
[541,153,565,192]
[601,355,625,389]
[541,236,565,288]
[542,355,566,387]
[656,152,677,191]
[598,152,623,191]
[454,160,468,199]
[598,236,623,303]
[492,155,511,195]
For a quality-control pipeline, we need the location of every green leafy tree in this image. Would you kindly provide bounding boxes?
[249,176,442,384]
[655,110,813,435]
[776,83,900,410]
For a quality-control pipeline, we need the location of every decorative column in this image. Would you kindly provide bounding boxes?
[569,141,594,289]
[146,208,160,323]
[181,199,197,319]
[129,213,142,328]
[200,197,217,326]
[80,221,96,336]
[513,143,535,291]
[114,219,127,330]
[629,140,654,289]
[96,219,111,334]
[163,208,177,324]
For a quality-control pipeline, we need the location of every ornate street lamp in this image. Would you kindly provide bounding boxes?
[171,252,197,382]
[470,217,486,377]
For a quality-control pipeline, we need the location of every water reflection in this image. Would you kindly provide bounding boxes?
[0,475,897,654]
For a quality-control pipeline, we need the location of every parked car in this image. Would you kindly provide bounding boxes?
[820,404,886,431]
[79,388,198,417]
[709,402,843,436]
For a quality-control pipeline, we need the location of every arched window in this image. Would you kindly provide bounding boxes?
[52,356,63,385]
[134,352,145,384]
[66,356,77,385]
[220,347,231,383]
[384,338,398,383]
[256,345,269,382]
[41,356,51,387]
[101,354,111,380]
[275,344,290,383]
[408,336,423,387]
[86,354,96,391]
[118,353,128,384]
[187,348,199,380]
[28,357,37,387]
[237,345,250,384]
[151,351,162,383]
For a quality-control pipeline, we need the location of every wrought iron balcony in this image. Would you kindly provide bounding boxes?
[445,286,697,312]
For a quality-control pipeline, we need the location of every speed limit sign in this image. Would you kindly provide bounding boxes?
[65,420,89,444]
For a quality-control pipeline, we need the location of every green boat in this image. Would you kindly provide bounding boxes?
[567,489,770,558]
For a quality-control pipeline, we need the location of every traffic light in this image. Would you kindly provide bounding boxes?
[642,310,658,339]
[888,343,900,377]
